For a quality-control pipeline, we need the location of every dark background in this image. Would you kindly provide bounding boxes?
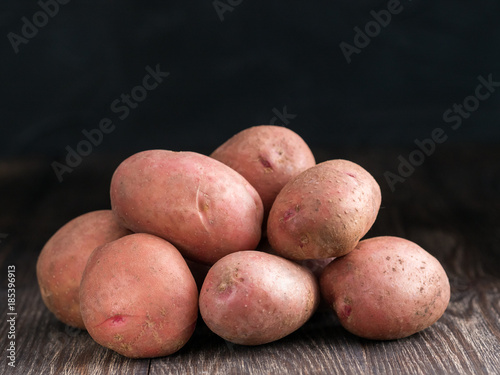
[2,0,500,162]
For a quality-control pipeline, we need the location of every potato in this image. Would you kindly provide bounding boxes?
[110,150,264,264]
[267,159,381,260]
[199,250,320,345]
[36,210,130,328]
[210,125,316,215]
[320,236,450,340]
[79,233,198,358]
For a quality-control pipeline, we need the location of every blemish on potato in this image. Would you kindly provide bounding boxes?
[283,209,296,222]
[299,235,309,247]
[110,315,125,325]
[344,305,352,317]
[120,342,133,352]
[259,156,273,173]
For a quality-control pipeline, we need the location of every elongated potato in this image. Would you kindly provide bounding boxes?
[80,233,198,358]
[110,150,264,264]
[199,250,320,345]
[267,159,381,260]
[36,210,130,328]
[320,236,450,340]
[210,125,316,215]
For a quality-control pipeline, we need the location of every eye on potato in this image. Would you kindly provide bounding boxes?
[110,150,264,265]
[210,125,316,216]
[320,236,450,340]
[36,210,131,328]
[79,233,198,358]
[267,159,381,260]
[199,250,320,346]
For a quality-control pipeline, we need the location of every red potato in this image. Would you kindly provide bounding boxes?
[320,236,451,340]
[79,233,198,358]
[36,210,131,328]
[210,125,316,216]
[267,159,381,260]
[110,150,264,264]
[199,251,320,345]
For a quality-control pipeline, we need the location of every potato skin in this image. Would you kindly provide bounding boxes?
[210,125,316,215]
[320,236,451,340]
[199,250,320,345]
[267,159,381,260]
[79,233,198,358]
[110,150,264,264]
[36,210,130,328]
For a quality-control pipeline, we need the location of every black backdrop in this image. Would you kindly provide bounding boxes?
[2,0,500,159]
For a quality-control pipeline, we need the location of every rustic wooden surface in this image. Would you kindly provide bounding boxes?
[1,144,499,374]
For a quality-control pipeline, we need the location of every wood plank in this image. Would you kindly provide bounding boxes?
[1,145,499,374]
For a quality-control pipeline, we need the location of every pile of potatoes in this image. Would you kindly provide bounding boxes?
[37,125,450,358]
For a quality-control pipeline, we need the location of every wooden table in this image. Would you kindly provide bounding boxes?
[1,144,499,374]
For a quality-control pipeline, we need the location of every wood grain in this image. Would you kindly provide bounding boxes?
[1,145,499,374]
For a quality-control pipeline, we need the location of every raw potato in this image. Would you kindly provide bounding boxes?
[79,233,198,358]
[110,150,264,264]
[199,250,320,345]
[210,125,316,215]
[267,159,381,260]
[320,236,451,340]
[36,210,130,328]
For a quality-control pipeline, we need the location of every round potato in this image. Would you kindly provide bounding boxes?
[210,125,316,215]
[79,233,198,358]
[320,236,450,340]
[267,159,381,260]
[110,150,264,264]
[199,250,320,345]
[36,210,130,328]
